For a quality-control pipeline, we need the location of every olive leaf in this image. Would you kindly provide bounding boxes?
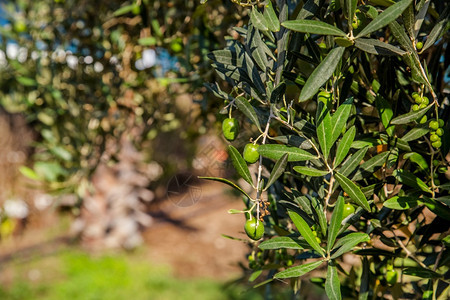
[264,153,288,190]
[274,260,324,279]
[299,47,345,102]
[228,145,254,187]
[335,172,370,211]
[355,0,413,38]
[282,20,347,36]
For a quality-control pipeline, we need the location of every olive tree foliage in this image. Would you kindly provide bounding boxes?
[204,0,450,298]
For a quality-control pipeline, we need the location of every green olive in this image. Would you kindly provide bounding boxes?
[419,115,428,124]
[244,218,264,240]
[438,119,444,128]
[412,104,419,111]
[432,141,442,148]
[429,121,439,131]
[416,41,423,50]
[430,134,439,142]
[386,269,398,285]
[222,118,239,141]
[435,128,444,136]
[243,143,260,164]
[343,203,355,218]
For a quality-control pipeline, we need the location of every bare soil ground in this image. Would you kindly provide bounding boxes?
[144,181,249,279]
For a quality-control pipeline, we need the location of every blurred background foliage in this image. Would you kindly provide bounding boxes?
[0,0,245,248]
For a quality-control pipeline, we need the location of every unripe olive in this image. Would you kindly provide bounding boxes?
[438,119,444,128]
[430,134,439,142]
[422,97,429,105]
[244,218,264,240]
[419,115,427,124]
[343,203,355,218]
[222,118,239,141]
[429,121,439,131]
[416,41,423,50]
[243,143,260,164]
[412,104,419,111]
[435,128,444,136]
[386,269,398,285]
[432,141,442,148]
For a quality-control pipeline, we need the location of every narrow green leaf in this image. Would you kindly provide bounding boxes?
[316,101,333,159]
[347,0,358,28]
[249,270,263,282]
[354,38,406,56]
[390,103,432,124]
[282,20,347,36]
[383,196,421,210]
[422,197,450,220]
[359,258,370,300]
[311,197,327,237]
[388,20,414,51]
[263,1,280,32]
[17,77,37,87]
[250,8,269,32]
[228,145,254,186]
[248,26,270,72]
[339,146,369,177]
[335,172,370,211]
[404,152,428,171]
[264,153,288,191]
[327,196,344,252]
[235,96,262,132]
[293,166,329,177]
[402,3,415,38]
[325,263,342,300]
[393,169,431,193]
[331,97,353,145]
[274,260,324,279]
[288,211,325,257]
[331,232,370,259]
[402,127,429,142]
[414,0,431,38]
[293,119,317,137]
[375,95,394,135]
[335,126,356,167]
[352,151,390,181]
[259,236,309,250]
[19,166,40,181]
[258,144,318,161]
[299,47,345,102]
[207,50,243,67]
[113,4,136,16]
[198,176,251,199]
[403,267,442,279]
[422,6,450,51]
[356,0,413,38]
[138,37,157,46]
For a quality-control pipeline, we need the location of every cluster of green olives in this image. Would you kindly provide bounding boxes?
[222,118,260,164]
[429,119,445,149]
[411,93,429,117]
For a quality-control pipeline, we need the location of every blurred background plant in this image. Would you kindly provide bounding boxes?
[0,0,244,249]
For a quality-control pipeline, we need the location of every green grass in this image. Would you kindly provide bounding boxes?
[0,249,262,300]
